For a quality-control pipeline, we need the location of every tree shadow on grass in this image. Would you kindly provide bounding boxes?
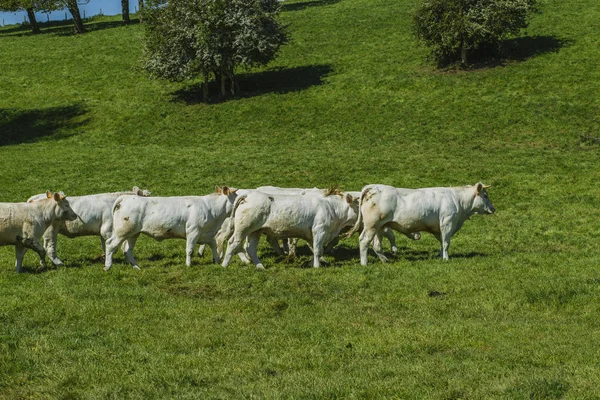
[436,35,571,72]
[172,64,333,105]
[450,35,571,71]
[0,18,140,37]
[281,0,342,12]
[0,104,87,146]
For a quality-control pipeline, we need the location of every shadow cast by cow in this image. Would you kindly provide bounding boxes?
[172,64,333,105]
[0,104,87,146]
[281,0,342,12]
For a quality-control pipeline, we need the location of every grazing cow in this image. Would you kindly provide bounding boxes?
[1,192,78,272]
[347,183,495,265]
[222,191,359,269]
[104,186,238,271]
[27,186,151,267]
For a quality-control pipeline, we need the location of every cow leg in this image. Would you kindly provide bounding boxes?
[43,225,63,266]
[122,234,140,270]
[185,231,201,267]
[359,228,377,266]
[372,231,389,263]
[104,235,126,271]
[288,238,298,257]
[207,238,220,264]
[324,236,339,255]
[198,244,206,257]
[22,237,47,270]
[222,232,247,267]
[281,239,290,255]
[439,226,452,260]
[15,245,26,273]
[246,232,264,269]
[312,232,327,268]
[382,227,398,254]
[266,234,284,256]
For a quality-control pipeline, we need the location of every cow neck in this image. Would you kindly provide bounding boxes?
[39,199,58,228]
[454,187,478,219]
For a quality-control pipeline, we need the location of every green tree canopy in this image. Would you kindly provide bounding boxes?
[414,0,538,66]
[142,0,289,100]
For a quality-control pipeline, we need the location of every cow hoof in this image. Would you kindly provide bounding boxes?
[391,246,398,254]
[378,255,389,263]
[256,264,265,270]
[132,265,141,270]
[103,266,111,272]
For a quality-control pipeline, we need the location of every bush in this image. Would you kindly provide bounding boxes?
[142,0,289,100]
[414,0,537,66]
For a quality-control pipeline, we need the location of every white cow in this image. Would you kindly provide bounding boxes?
[27,186,151,267]
[347,183,495,265]
[1,192,78,272]
[202,187,326,259]
[104,186,239,271]
[222,191,359,269]
[345,191,421,253]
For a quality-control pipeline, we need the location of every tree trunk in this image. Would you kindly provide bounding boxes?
[229,75,235,96]
[66,0,85,34]
[25,8,40,34]
[202,73,209,102]
[220,77,226,98]
[122,0,130,24]
[461,40,468,65]
[138,0,144,23]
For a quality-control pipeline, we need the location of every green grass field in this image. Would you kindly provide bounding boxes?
[1,0,599,397]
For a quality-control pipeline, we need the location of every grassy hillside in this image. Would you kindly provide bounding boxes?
[1,0,599,398]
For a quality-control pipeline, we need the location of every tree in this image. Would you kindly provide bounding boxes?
[141,0,289,101]
[414,0,537,66]
[122,0,130,24]
[0,0,51,34]
[64,0,84,33]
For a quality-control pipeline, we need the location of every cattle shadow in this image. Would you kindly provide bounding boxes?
[452,35,570,70]
[281,0,342,12]
[0,104,87,146]
[171,64,333,105]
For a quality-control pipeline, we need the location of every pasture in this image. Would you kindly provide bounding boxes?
[1,0,599,397]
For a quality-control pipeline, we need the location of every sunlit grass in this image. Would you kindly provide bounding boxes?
[1,0,599,397]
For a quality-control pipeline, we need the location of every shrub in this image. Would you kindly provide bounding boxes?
[414,0,537,66]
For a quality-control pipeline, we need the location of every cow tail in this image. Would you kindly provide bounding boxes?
[345,186,371,238]
[112,195,126,214]
[229,194,248,230]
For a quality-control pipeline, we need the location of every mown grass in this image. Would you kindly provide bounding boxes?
[1,0,600,398]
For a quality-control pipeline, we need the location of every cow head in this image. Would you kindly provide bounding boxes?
[133,186,152,196]
[345,193,361,220]
[47,191,78,221]
[216,185,239,203]
[472,183,495,215]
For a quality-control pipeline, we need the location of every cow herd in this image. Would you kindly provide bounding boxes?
[0,183,496,272]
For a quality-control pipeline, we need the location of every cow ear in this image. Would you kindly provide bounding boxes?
[46,190,52,199]
[345,193,353,204]
[132,186,141,194]
[230,188,238,194]
[53,192,61,201]
[222,186,230,195]
[215,186,222,194]
[476,182,483,194]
